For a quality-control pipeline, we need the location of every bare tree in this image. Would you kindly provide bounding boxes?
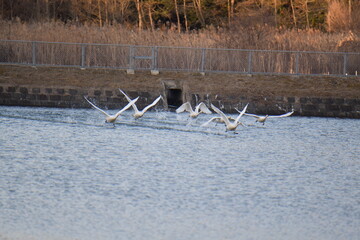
[174,0,181,32]
[98,0,102,26]
[227,0,235,25]
[146,0,155,30]
[105,0,109,25]
[193,0,205,27]
[36,0,41,21]
[348,0,352,25]
[117,0,132,24]
[305,0,309,28]
[274,0,277,27]
[135,0,144,29]
[290,0,297,27]
[183,0,189,32]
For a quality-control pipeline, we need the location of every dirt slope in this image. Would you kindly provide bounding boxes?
[1,65,359,99]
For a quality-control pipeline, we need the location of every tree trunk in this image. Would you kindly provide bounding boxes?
[227,0,231,25]
[274,0,277,27]
[1,0,4,20]
[111,0,116,23]
[98,0,103,26]
[105,0,109,25]
[119,0,131,24]
[193,0,205,27]
[183,0,189,32]
[230,0,234,23]
[349,0,352,25]
[148,2,154,30]
[290,0,297,27]
[36,0,40,21]
[135,0,143,30]
[174,0,181,33]
[44,0,49,20]
[305,0,309,29]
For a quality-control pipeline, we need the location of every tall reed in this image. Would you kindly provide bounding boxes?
[2,20,359,51]
[0,20,359,75]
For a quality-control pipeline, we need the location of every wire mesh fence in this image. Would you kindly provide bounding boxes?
[0,40,359,76]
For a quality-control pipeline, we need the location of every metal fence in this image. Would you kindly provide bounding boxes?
[0,39,359,76]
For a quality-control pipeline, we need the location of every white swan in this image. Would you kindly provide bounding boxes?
[84,96,139,124]
[244,111,294,125]
[211,103,249,131]
[176,102,212,118]
[119,89,162,119]
[201,116,236,127]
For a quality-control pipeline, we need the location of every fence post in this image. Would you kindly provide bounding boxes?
[247,51,252,74]
[152,46,158,70]
[127,45,135,74]
[200,48,206,74]
[151,46,159,75]
[343,53,348,75]
[81,44,86,69]
[295,52,299,74]
[32,41,36,65]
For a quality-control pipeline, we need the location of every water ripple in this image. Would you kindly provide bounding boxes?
[0,106,359,240]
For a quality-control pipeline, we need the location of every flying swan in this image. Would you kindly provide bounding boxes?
[176,102,212,118]
[84,96,139,124]
[119,89,162,119]
[211,103,249,131]
[201,116,236,127]
[244,111,294,125]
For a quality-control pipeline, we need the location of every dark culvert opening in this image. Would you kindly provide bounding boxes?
[167,88,182,109]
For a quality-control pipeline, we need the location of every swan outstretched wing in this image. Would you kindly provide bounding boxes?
[244,111,294,119]
[235,103,249,123]
[84,96,110,117]
[119,89,139,113]
[268,111,294,119]
[201,117,220,127]
[176,102,192,113]
[196,102,212,114]
[114,97,139,118]
[211,104,231,126]
[244,113,261,118]
[142,95,162,113]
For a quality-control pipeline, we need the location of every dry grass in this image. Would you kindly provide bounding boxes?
[2,20,360,51]
[0,21,359,75]
[0,21,215,47]
[326,0,360,33]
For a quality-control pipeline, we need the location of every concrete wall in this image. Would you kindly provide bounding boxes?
[1,83,360,118]
[0,84,162,109]
[187,92,360,118]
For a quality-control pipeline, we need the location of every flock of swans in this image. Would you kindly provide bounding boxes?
[84,89,294,132]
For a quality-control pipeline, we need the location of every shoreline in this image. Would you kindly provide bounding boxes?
[0,64,359,118]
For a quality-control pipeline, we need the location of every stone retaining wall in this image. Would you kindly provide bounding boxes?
[189,93,360,118]
[1,84,360,118]
[0,84,160,110]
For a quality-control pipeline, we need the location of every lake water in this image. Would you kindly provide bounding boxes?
[0,105,359,240]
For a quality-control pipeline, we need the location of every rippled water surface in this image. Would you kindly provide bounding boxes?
[0,106,359,240]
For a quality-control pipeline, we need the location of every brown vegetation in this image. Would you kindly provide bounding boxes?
[1,20,359,76]
[327,0,360,32]
[1,20,360,53]
[1,0,360,32]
